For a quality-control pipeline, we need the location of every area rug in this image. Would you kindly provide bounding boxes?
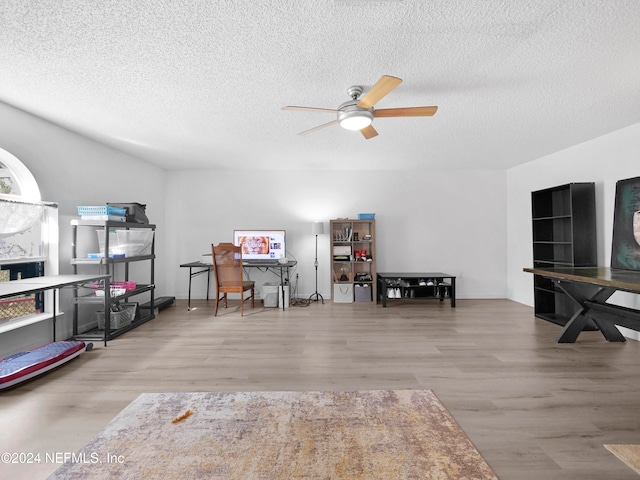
[49,389,498,479]
[605,444,640,476]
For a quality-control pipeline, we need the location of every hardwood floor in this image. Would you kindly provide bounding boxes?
[2,299,640,479]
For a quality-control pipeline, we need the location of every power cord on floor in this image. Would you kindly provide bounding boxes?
[289,272,311,307]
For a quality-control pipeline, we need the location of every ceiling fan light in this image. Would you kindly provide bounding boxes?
[340,115,372,130]
[338,109,374,131]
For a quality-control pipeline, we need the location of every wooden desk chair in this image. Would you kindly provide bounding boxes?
[211,243,255,316]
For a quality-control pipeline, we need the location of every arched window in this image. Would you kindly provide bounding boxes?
[0,147,41,201]
[0,147,48,241]
[0,148,58,326]
[0,148,57,264]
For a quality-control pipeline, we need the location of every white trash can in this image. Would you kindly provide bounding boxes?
[262,283,290,308]
[262,283,280,308]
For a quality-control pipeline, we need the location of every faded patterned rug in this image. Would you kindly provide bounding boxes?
[49,390,498,479]
[605,444,640,476]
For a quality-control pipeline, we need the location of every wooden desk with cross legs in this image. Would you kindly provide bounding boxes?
[524,266,640,343]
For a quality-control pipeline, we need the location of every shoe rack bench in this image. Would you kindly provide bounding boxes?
[377,272,456,307]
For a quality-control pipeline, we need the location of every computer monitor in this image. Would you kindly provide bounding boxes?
[233,230,286,261]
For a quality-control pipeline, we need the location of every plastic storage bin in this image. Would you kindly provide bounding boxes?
[354,284,372,302]
[96,229,120,256]
[96,229,154,257]
[96,303,137,330]
[115,230,154,257]
[333,284,353,303]
[262,283,290,308]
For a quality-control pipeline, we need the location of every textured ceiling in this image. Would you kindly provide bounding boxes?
[1,0,639,171]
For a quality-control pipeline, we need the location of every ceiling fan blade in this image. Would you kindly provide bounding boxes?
[282,106,339,113]
[360,124,378,139]
[374,106,438,118]
[297,119,339,135]
[357,75,402,109]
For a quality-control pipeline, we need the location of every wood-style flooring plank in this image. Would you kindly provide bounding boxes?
[1,299,639,480]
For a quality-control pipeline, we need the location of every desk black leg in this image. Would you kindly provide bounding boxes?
[52,289,57,342]
[557,308,590,343]
[555,281,621,343]
[450,277,456,308]
[206,268,211,301]
[555,280,597,343]
[590,317,627,342]
[557,308,626,343]
[583,303,628,342]
[187,267,193,311]
[584,286,626,342]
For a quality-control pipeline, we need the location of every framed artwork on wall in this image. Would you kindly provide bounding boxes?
[611,175,640,270]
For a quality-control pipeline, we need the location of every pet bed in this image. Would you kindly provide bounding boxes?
[0,340,92,390]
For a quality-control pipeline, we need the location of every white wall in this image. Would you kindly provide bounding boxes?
[164,169,508,301]
[507,122,640,339]
[0,101,510,356]
[0,101,166,355]
[2,96,637,352]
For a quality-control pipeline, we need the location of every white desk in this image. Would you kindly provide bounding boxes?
[179,262,213,311]
[180,260,297,311]
[0,274,110,343]
[243,260,297,311]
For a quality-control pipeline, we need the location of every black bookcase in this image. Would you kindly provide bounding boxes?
[531,183,597,326]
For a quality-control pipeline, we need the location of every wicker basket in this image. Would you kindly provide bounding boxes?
[0,296,36,320]
[96,303,137,330]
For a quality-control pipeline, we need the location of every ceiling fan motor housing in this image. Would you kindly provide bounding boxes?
[346,85,364,100]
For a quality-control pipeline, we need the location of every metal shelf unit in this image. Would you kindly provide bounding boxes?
[70,220,156,344]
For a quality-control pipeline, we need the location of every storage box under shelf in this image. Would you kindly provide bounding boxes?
[96,303,137,330]
[333,284,353,303]
[0,296,37,320]
[354,284,372,302]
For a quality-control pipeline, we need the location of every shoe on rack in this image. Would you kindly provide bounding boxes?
[395,288,401,298]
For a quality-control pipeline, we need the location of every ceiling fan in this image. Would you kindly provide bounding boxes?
[282,75,437,139]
